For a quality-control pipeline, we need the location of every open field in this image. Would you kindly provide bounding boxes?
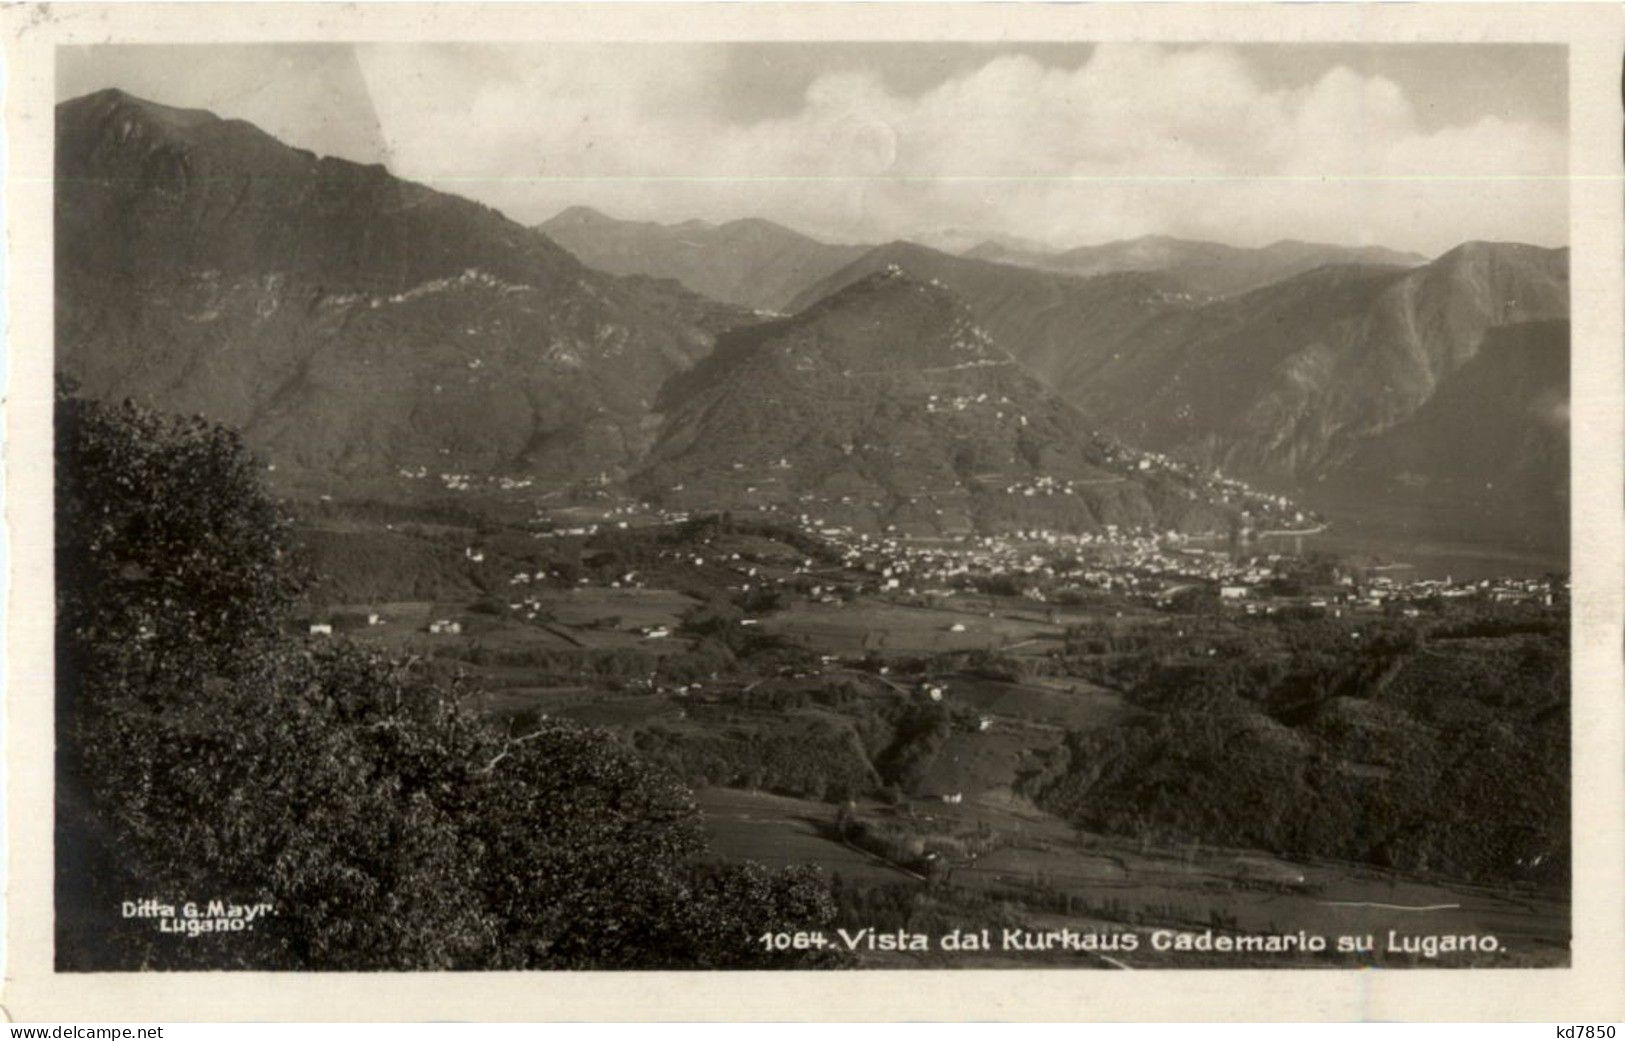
[325,586,703,658]
[296,514,1570,970]
[465,687,684,728]
[757,596,1067,657]
[697,787,916,884]
[695,787,1570,969]
[943,674,1135,729]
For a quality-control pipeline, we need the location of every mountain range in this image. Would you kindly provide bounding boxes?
[637,268,1265,535]
[1082,242,1569,481]
[538,206,867,313]
[792,239,1569,495]
[54,89,1263,537]
[542,205,1428,309]
[786,240,1199,406]
[57,88,748,482]
[964,235,1427,297]
[55,88,1568,549]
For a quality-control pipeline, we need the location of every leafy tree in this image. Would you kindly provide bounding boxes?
[683,863,843,968]
[55,379,302,700]
[56,381,307,967]
[55,383,838,970]
[875,703,952,793]
[79,646,500,969]
[467,722,711,968]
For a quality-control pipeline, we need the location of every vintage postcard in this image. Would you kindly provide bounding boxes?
[3,0,1622,1023]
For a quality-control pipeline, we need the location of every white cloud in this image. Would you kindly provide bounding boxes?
[354,43,1566,255]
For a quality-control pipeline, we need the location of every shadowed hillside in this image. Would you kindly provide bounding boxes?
[1083,242,1569,482]
[788,240,1202,406]
[1320,320,1569,554]
[795,239,1568,492]
[637,268,1296,536]
[56,89,750,481]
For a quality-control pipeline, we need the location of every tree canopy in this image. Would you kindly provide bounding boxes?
[55,382,837,970]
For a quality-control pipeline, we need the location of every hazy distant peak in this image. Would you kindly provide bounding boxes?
[1260,237,1331,253]
[544,204,623,227]
[1258,238,1428,265]
[717,216,787,232]
[1123,233,1195,247]
[963,239,1031,257]
[709,216,811,243]
[961,233,1056,256]
[536,205,871,310]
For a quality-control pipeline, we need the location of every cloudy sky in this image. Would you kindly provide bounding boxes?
[59,42,1567,256]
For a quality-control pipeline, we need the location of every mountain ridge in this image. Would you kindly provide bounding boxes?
[964,233,1427,297]
[538,206,869,312]
[792,236,1568,493]
[56,88,1565,551]
[56,88,751,482]
[636,267,1300,537]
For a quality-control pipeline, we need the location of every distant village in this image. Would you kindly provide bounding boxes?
[339,446,1569,644]
[454,501,1562,634]
[684,519,1568,619]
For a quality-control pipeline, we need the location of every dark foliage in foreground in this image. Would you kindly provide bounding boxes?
[55,383,838,970]
[1035,611,1569,886]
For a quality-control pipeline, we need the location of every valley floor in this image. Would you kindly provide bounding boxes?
[296,498,1572,970]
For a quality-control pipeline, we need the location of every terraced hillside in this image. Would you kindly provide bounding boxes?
[638,268,1294,536]
[794,240,1569,500]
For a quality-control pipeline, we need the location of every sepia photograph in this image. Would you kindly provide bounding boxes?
[5,1,1623,1023]
[47,35,1576,973]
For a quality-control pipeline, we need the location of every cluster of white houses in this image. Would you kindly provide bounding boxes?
[336,462,1560,645]
[498,494,1565,622]
[613,518,1568,619]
